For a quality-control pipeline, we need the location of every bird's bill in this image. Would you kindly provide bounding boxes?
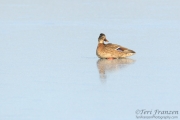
[104,39,109,42]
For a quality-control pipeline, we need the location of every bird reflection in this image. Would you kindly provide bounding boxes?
[97,58,135,82]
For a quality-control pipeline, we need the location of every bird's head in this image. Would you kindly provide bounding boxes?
[98,33,109,43]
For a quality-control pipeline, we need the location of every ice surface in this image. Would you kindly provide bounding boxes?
[0,0,180,120]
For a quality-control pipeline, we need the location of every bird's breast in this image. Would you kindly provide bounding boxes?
[96,43,105,58]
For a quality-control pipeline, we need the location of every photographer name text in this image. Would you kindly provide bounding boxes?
[136,109,178,115]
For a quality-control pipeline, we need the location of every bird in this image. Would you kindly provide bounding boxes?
[96,33,135,59]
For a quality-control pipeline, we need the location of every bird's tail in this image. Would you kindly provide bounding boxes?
[122,49,136,57]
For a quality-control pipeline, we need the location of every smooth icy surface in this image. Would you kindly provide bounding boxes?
[0,0,180,120]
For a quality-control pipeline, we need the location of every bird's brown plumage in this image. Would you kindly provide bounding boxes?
[96,33,135,59]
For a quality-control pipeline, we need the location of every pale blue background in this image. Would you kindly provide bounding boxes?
[0,0,180,120]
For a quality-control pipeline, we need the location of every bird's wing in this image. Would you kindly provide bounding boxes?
[105,43,129,52]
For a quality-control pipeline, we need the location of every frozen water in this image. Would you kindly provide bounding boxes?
[0,0,180,120]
